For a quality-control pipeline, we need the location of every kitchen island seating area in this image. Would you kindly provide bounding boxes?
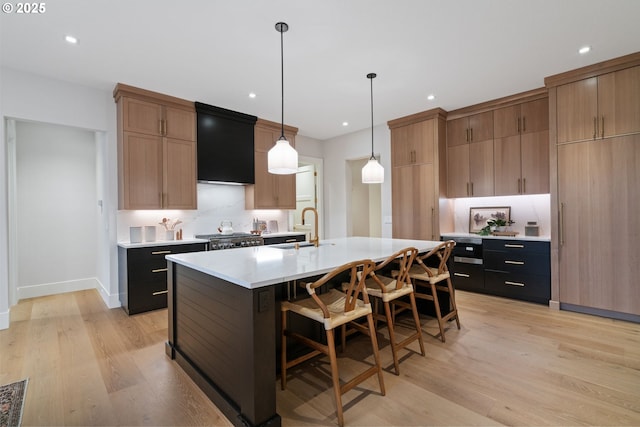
[165,237,448,427]
[280,259,386,427]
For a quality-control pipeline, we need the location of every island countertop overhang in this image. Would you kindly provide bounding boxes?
[165,236,442,289]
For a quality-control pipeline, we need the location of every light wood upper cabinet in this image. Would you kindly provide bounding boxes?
[245,119,297,210]
[494,97,549,195]
[391,119,435,166]
[446,111,494,197]
[556,65,640,143]
[388,109,446,240]
[114,83,197,210]
[447,111,493,146]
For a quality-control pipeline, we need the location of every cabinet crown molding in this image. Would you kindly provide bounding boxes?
[387,107,447,129]
[255,117,299,134]
[446,87,548,121]
[544,51,640,88]
[113,83,194,111]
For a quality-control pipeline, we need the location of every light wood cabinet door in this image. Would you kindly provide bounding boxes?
[121,132,163,209]
[520,130,549,194]
[469,139,494,197]
[392,163,435,240]
[558,135,640,315]
[468,111,494,144]
[246,125,296,209]
[391,119,434,166]
[446,117,469,147]
[520,97,549,134]
[494,105,520,139]
[557,78,599,143]
[447,144,470,197]
[164,107,196,141]
[164,138,197,209]
[598,66,640,138]
[123,98,163,136]
[494,134,521,195]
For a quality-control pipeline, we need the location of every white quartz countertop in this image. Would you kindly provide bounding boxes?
[117,238,209,249]
[441,233,551,242]
[166,236,442,289]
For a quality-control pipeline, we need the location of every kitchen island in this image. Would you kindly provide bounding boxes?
[164,236,441,427]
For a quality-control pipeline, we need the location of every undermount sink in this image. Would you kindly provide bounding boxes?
[272,242,329,249]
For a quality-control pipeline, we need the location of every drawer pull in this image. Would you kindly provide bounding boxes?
[504,260,524,265]
[285,239,297,243]
[504,244,524,248]
[152,290,169,296]
[152,268,168,273]
[505,281,525,287]
[151,250,172,255]
[454,273,470,278]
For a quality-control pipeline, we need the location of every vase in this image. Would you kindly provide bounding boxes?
[165,230,174,240]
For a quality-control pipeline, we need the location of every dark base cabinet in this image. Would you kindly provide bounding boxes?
[483,239,550,304]
[118,242,206,314]
[262,234,305,245]
[449,262,485,293]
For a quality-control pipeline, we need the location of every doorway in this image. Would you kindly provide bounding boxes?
[7,119,100,302]
[347,158,381,237]
[292,156,323,240]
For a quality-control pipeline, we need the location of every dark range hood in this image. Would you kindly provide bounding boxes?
[195,102,257,184]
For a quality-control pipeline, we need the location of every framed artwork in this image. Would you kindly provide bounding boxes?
[469,206,511,233]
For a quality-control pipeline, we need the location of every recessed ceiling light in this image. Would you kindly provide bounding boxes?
[249,92,256,98]
[65,35,78,44]
[427,94,436,101]
[578,46,591,55]
[342,122,349,126]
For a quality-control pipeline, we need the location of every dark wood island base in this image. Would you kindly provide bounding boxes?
[165,262,282,427]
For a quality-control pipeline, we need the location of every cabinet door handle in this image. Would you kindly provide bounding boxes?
[285,238,297,243]
[504,244,524,248]
[559,202,565,246]
[505,281,525,287]
[518,178,521,194]
[159,120,163,135]
[151,250,172,255]
[470,127,473,142]
[593,117,597,139]
[523,178,526,194]
[152,268,169,273]
[152,290,169,296]
[505,260,525,265]
[454,273,470,278]
[470,182,474,196]
[517,117,521,133]
[522,117,526,132]
[465,128,469,142]
[601,116,605,138]
[466,182,470,197]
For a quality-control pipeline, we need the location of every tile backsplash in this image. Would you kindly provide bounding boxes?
[117,183,289,242]
[451,194,550,236]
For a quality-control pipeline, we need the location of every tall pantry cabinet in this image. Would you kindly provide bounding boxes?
[546,52,640,319]
[387,109,447,240]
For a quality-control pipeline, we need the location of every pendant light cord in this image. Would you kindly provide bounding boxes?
[368,73,376,160]
[280,24,285,139]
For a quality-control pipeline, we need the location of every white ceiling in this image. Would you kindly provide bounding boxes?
[2,0,640,140]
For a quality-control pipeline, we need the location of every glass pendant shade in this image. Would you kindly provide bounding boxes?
[362,157,384,184]
[268,137,298,174]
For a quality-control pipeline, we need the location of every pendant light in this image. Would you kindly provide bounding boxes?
[268,22,298,175]
[362,73,384,184]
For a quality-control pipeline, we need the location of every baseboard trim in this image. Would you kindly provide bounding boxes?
[17,277,99,300]
[560,303,640,323]
[97,279,121,309]
[548,300,560,310]
[0,309,9,330]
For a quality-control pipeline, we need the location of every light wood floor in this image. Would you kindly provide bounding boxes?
[1,289,639,426]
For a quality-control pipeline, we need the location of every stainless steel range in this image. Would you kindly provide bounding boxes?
[195,232,264,250]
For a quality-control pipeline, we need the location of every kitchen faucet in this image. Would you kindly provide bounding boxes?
[301,207,319,247]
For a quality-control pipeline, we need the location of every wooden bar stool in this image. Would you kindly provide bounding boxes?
[349,247,425,375]
[408,240,460,342]
[281,259,386,427]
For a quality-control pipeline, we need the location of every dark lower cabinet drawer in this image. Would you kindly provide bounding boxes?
[484,271,550,304]
[263,234,305,245]
[119,242,207,315]
[484,250,550,275]
[449,262,485,292]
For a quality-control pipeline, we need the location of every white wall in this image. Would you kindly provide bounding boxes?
[15,121,98,298]
[1,68,119,328]
[322,124,392,239]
